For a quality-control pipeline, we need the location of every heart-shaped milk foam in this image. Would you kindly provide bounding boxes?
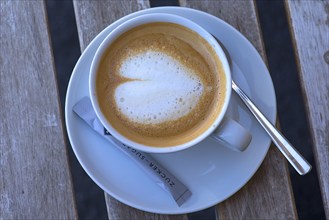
[114,50,203,125]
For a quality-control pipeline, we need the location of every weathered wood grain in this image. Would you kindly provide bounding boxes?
[285,1,329,218]
[180,0,297,219]
[73,0,150,52]
[0,1,77,219]
[105,195,188,220]
[73,1,189,219]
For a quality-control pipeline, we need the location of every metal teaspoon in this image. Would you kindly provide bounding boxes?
[215,37,312,175]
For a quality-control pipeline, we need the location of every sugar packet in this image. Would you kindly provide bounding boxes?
[72,97,191,206]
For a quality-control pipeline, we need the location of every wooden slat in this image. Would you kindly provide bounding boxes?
[179,0,297,219]
[73,0,150,52]
[73,1,186,219]
[105,196,188,220]
[285,1,329,218]
[0,1,77,219]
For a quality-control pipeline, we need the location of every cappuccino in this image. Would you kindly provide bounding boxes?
[96,22,226,147]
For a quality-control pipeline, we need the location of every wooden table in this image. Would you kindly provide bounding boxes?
[1,1,328,219]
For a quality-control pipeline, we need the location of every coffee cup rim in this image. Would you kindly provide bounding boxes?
[89,13,232,153]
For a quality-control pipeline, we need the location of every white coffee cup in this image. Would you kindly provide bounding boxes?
[89,13,251,153]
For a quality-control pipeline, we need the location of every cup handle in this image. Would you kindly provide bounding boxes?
[210,117,252,152]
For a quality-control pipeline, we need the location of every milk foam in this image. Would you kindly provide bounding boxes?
[114,50,203,124]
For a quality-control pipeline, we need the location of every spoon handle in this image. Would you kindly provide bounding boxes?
[231,80,312,175]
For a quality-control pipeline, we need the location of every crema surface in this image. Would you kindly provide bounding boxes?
[96,22,226,147]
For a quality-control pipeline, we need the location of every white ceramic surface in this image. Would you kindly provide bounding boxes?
[65,7,277,214]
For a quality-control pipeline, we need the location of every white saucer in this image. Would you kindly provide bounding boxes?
[65,7,276,214]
